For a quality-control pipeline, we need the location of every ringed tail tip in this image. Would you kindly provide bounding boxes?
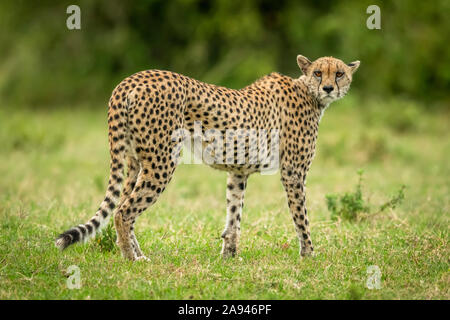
[55,229,80,250]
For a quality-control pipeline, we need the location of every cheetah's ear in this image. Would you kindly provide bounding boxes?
[348,61,360,73]
[297,55,312,74]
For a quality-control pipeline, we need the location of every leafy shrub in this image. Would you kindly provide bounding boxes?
[378,185,406,213]
[326,170,406,221]
[93,221,117,253]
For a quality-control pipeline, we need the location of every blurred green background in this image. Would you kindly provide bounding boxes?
[0,1,449,299]
[0,0,449,108]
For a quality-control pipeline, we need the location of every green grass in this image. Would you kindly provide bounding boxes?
[0,97,448,299]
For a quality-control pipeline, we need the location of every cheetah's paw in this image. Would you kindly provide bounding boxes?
[135,255,151,262]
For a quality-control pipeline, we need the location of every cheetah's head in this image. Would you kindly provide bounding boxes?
[297,55,360,107]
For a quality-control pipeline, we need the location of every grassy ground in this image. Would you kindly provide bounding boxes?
[0,96,448,299]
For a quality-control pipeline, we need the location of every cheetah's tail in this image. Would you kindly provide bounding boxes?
[55,94,128,250]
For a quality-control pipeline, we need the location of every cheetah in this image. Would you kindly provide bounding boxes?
[55,55,360,261]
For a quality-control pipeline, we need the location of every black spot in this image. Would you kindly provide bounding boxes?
[67,229,80,243]
[77,226,86,235]
[92,219,100,228]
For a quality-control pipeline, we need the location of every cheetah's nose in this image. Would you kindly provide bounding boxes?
[322,85,334,94]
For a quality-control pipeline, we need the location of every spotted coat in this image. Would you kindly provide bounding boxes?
[56,55,360,261]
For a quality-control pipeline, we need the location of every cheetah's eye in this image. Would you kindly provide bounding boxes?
[336,71,344,78]
[313,71,322,77]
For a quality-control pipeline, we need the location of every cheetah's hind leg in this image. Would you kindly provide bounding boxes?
[114,155,146,258]
[114,159,177,261]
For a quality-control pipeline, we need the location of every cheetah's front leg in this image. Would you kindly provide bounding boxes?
[221,173,248,258]
[281,168,314,257]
